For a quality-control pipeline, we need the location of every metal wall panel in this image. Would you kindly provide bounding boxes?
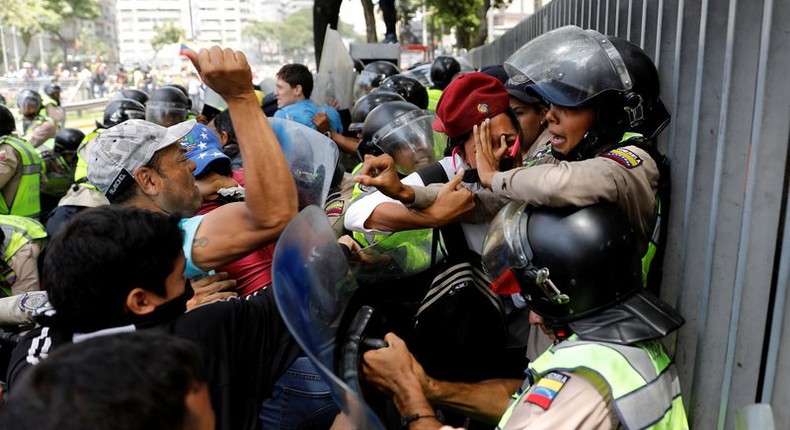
[467,0,790,428]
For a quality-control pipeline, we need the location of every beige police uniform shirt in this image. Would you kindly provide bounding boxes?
[491,145,658,241]
[502,370,621,430]
[0,144,23,211]
[325,172,355,238]
[9,241,43,295]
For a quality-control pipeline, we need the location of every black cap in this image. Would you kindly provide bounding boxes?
[505,80,546,106]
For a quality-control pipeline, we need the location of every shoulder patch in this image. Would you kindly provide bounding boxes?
[600,147,642,169]
[525,372,569,410]
[325,199,345,216]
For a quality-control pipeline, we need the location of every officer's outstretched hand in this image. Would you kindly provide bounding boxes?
[363,332,421,396]
[187,272,238,310]
[184,47,255,102]
[424,170,475,226]
[354,154,415,203]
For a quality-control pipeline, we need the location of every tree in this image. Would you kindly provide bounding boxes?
[41,0,100,65]
[427,0,512,50]
[0,0,59,62]
[150,22,185,61]
[243,20,281,63]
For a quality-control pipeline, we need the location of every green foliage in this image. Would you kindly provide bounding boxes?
[244,8,363,60]
[426,0,512,49]
[151,22,185,54]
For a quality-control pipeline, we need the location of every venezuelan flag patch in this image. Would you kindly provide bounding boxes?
[601,147,642,168]
[325,200,345,216]
[525,372,569,410]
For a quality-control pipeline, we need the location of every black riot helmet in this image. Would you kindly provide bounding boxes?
[348,90,405,133]
[98,98,146,129]
[378,75,429,109]
[162,83,192,111]
[505,26,671,159]
[430,56,461,90]
[120,88,149,105]
[482,202,683,343]
[54,128,86,153]
[44,83,62,98]
[358,101,437,175]
[146,86,189,127]
[0,104,16,136]
[16,89,42,117]
[353,60,401,100]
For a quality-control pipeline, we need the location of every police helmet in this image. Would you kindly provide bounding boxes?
[54,128,86,153]
[353,60,401,100]
[358,101,437,175]
[430,56,461,90]
[378,75,429,109]
[98,98,146,129]
[44,83,62,97]
[16,89,42,116]
[482,202,683,342]
[348,90,405,133]
[505,26,670,143]
[120,88,149,105]
[0,105,16,136]
[146,86,189,127]
[162,83,192,110]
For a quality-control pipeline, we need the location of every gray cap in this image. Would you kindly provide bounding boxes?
[82,119,196,199]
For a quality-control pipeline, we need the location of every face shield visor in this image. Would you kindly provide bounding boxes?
[146,101,188,127]
[353,70,386,101]
[504,26,632,107]
[18,97,41,116]
[482,202,570,317]
[369,109,438,175]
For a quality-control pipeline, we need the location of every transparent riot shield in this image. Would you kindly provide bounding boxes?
[269,118,339,209]
[272,206,386,430]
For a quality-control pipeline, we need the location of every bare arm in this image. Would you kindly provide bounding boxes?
[185,47,297,269]
[364,333,520,427]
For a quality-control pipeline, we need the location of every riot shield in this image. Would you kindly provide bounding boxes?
[272,206,387,430]
[269,118,338,209]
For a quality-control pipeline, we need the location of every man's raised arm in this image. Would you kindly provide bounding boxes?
[185,47,297,269]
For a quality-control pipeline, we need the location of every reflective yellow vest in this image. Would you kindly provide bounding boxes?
[73,129,101,191]
[0,214,47,297]
[349,163,436,274]
[0,135,42,218]
[427,88,442,112]
[498,334,688,429]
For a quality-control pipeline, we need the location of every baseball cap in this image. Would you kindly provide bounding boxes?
[432,72,510,138]
[83,119,196,200]
[180,123,231,177]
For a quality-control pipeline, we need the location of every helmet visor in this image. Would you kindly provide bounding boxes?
[353,70,383,101]
[146,105,187,127]
[481,201,531,282]
[504,26,632,107]
[370,109,437,175]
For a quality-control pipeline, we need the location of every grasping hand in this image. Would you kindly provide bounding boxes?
[474,118,508,188]
[424,170,475,226]
[313,111,331,134]
[363,333,420,395]
[187,272,238,310]
[354,154,414,203]
[196,172,240,201]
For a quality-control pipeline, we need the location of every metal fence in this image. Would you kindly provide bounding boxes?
[467,0,790,428]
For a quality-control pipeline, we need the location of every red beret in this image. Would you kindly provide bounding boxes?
[432,72,511,138]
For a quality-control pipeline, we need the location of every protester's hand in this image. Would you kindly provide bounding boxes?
[184,47,254,102]
[313,111,331,134]
[474,118,508,188]
[327,97,340,110]
[187,272,237,310]
[354,154,414,203]
[363,333,420,396]
[196,172,240,201]
[424,170,475,225]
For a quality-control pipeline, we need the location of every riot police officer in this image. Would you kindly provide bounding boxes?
[363,203,689,429]
[0,105,43,219]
